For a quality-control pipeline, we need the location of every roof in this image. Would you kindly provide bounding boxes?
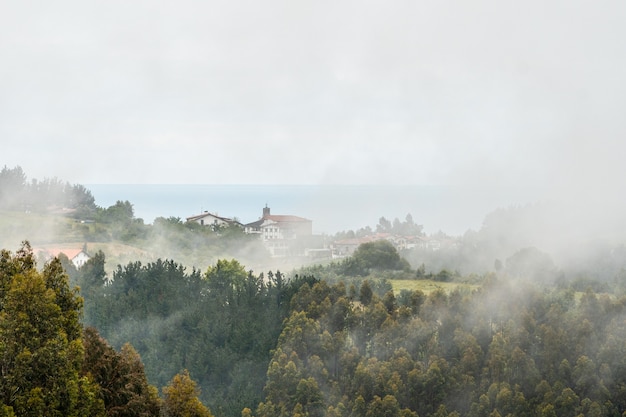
[334,236,377,246]
[186,212,237,223]
[244,218,265,228]
[38,248,88,260]
[244,214,311,228]
[265,214,310,223]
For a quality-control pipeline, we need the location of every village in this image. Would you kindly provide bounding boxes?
[31,204,458,269]
[185,205,457,259]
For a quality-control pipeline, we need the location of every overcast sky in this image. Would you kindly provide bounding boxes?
[2,1,625,201]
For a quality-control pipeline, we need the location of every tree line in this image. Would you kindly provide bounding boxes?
[70,250,317,416]
[0,242,214,416]
[5,235,626,416]
[251,275,626,417]
[0,165,96,216]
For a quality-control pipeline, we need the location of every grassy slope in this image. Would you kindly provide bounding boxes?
[0,211,80,247]
[390,278,481,295]
[0,211,316,276]
[0,210,151,273]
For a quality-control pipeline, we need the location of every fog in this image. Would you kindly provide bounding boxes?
[2,2,626,414]
[2,1,625,189]
[3,165,626,282]
[2,1,625,263]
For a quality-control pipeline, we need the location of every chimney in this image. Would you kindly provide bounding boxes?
[263,205,270,218]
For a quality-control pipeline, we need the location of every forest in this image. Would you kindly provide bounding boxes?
[2,238,626,417]
[3,167,626,416]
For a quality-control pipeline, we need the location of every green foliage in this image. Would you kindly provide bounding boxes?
[254,275,626,417]
[162,370,213,417]
[0,242,228,417]
[93,201,148,242]
[0,165,96,215]
[82,327,161,416]
[0,242,104,416]
[345,240,411,276]
[0,165,27,210]
[141,215,267,270]
[434,268,456,282]
[205,259,248,301]
[397,289,426,315]
[505,247,558,282]
[375,214,424,236]
[81,253,317,417]
[359,279,373,305]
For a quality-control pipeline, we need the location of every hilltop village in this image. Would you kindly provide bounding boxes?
[185,205,455,259]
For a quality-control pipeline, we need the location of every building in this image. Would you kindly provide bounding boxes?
[331,234,394,258]
[244,206,313,256]
[330,233,450,258]
[186,211,243,229]
[245,206,312,239]
[36,248,91,269]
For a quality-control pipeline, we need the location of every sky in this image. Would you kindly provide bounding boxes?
[2,1,626,209]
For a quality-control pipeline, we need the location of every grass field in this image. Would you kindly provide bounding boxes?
[390,279,481,295]
[0,211,80,247]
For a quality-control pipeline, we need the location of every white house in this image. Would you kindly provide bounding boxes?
[186,211,242,229]
[244,206,313,256]
[245,206,312,241]
[37,248,91,269]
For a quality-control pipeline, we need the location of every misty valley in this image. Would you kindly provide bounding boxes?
[2,167,626,417]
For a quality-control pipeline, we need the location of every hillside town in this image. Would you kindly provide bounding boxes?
[186,205,457,259]
[22,204,457,268]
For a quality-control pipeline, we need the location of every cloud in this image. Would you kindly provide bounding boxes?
[1,0,625,196]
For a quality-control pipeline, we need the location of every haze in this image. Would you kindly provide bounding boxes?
[2,1,626,233]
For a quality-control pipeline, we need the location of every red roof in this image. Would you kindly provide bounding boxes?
[38,248,86,260]
[265,214,310,223]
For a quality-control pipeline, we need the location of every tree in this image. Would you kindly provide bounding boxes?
[359,280,373,306]
[505,247,557,282]
[402,213,423,236]
[75,251,108,327]
[87,255,310,417]
[105,201,135,223]
[377,217,392,233]
[162,370,213,417]
[204,259,248,303]
[382,291,397,314]
[69,184,96,212]
[351,240,410,273]
[82,327,161,416]
[0,165,27,209]
[294,377,323,417]
[366,395,400,417]
[0,242,104,416]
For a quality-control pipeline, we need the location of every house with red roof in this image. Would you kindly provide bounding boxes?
[36,247,91,269]
[244,206,313,256]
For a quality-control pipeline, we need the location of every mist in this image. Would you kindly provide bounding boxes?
[2,1,626,415]
[3,0,626,267]
[2,1,625,188]
[4,166,626,283]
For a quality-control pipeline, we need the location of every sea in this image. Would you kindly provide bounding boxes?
[86,184,538,236]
